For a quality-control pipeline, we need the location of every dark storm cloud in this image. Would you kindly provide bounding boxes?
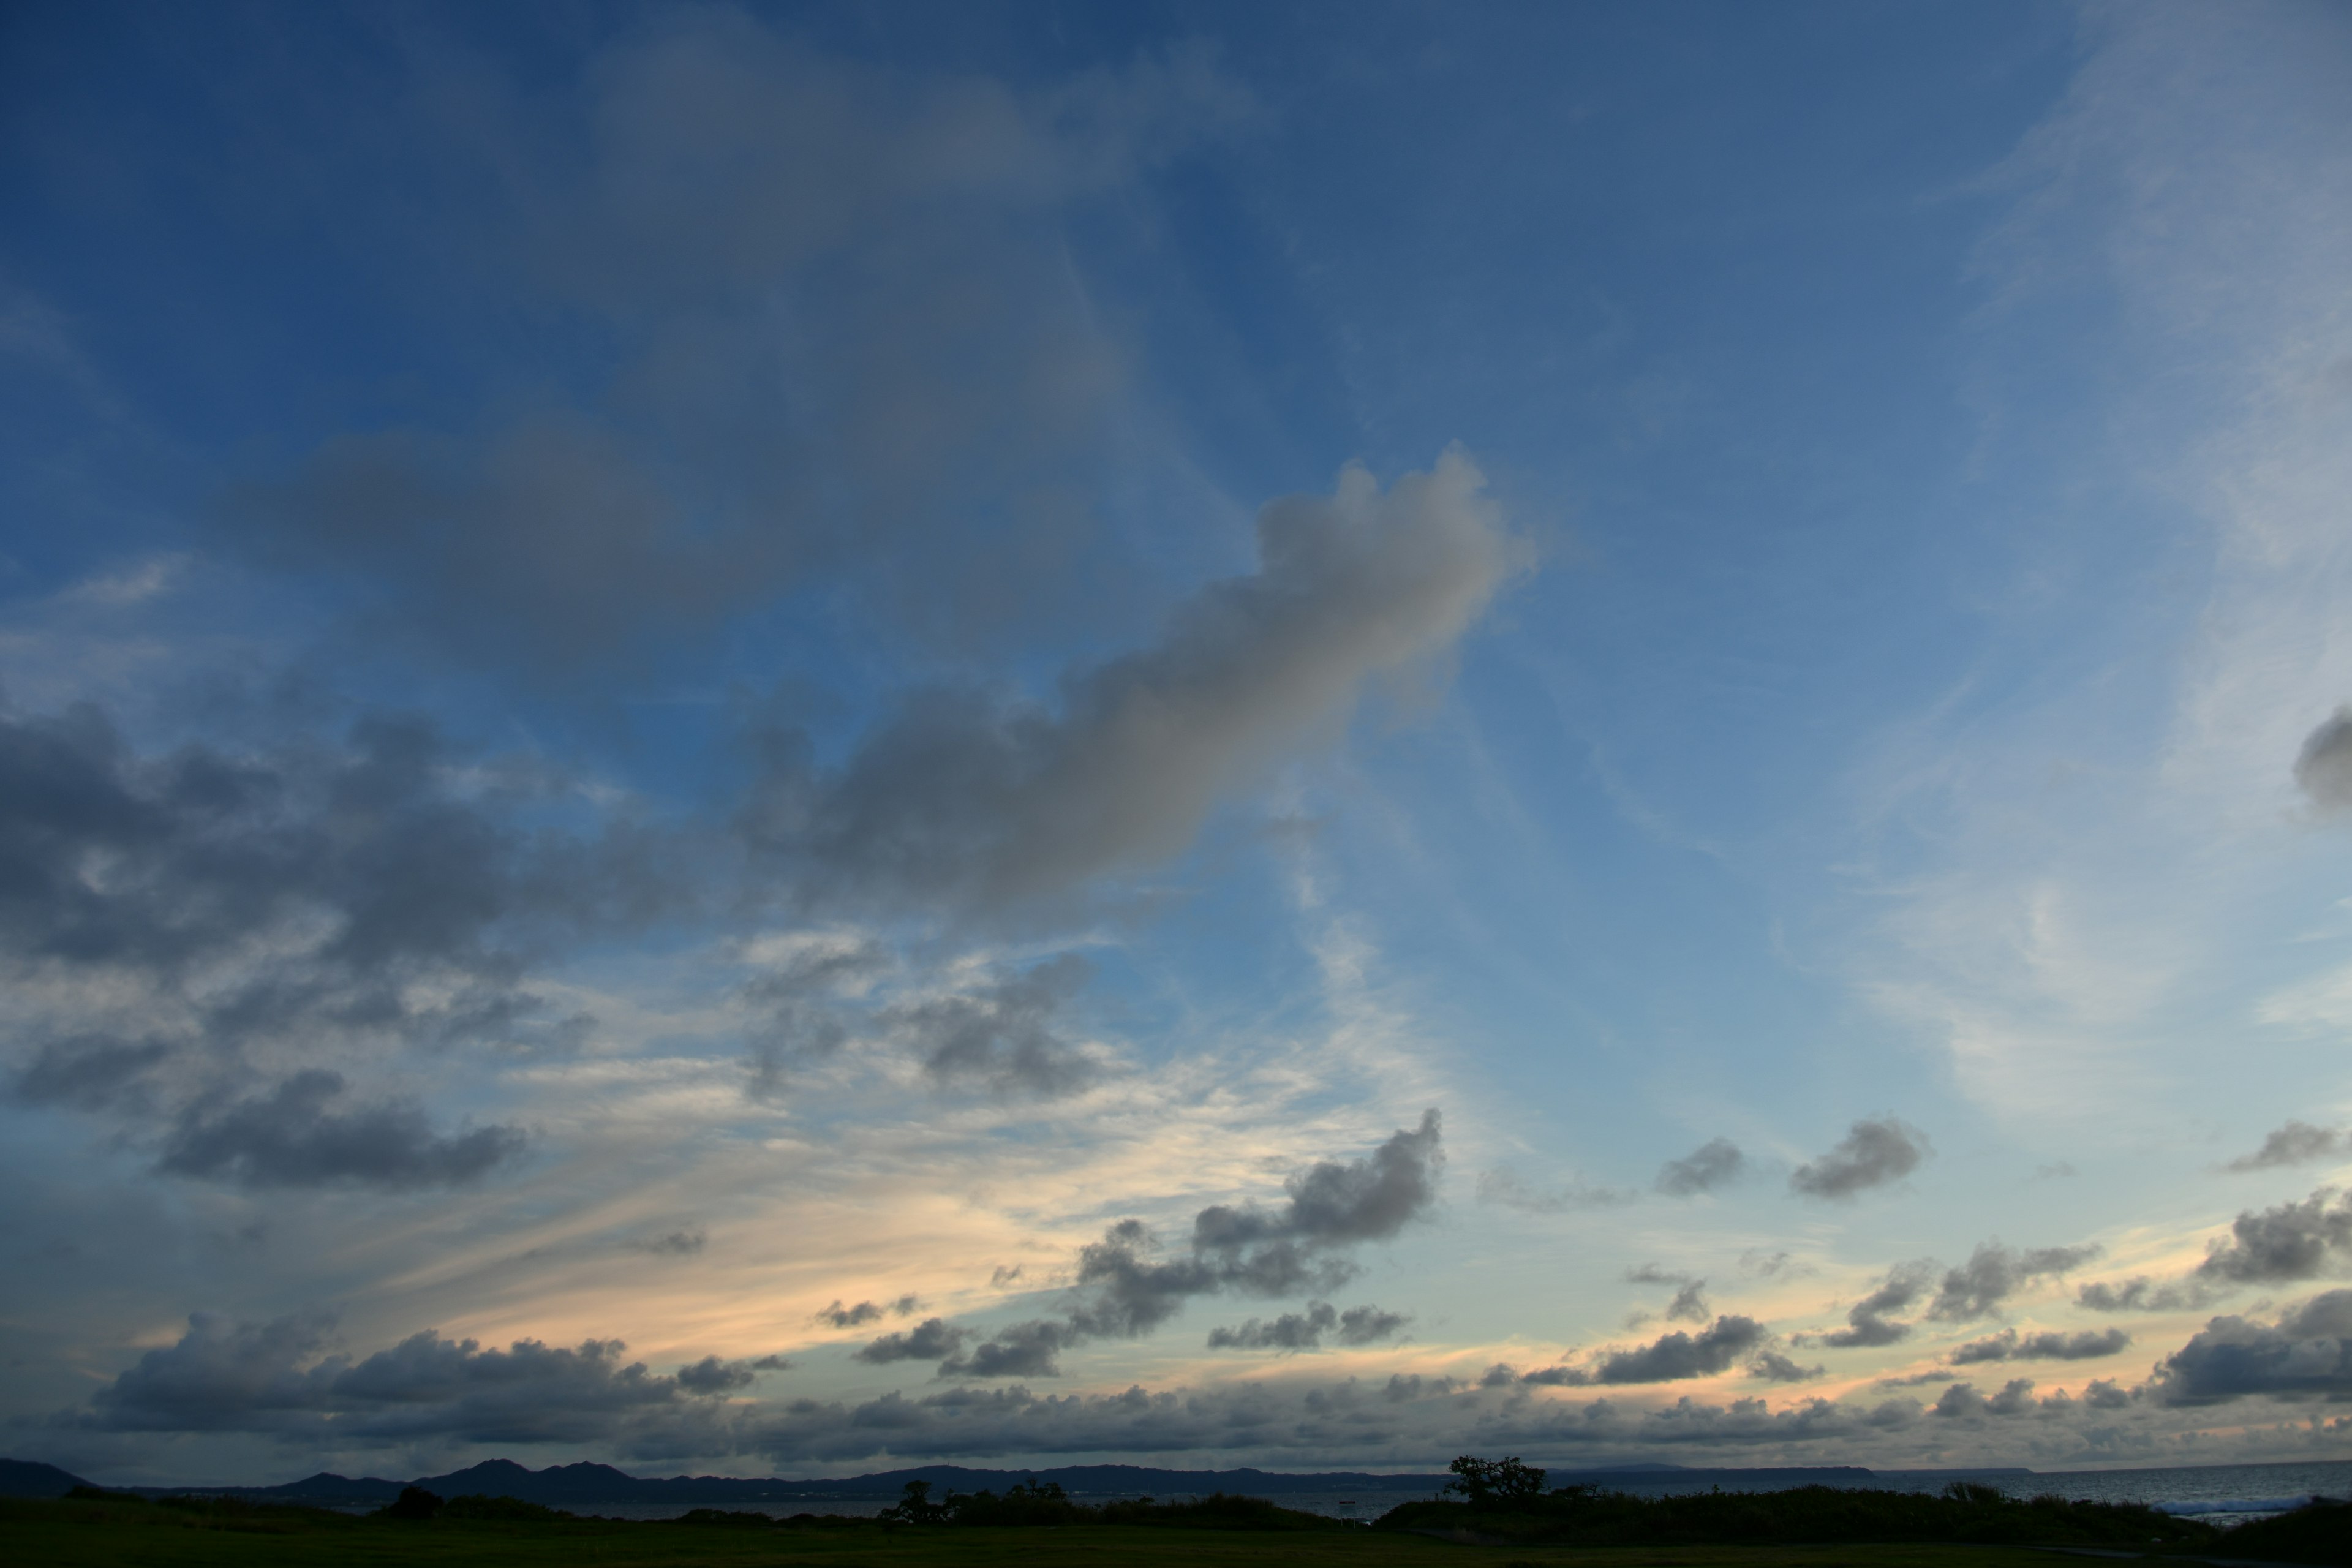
[2153,1291,2352,1404]
[1656,1137,1746,1197]
[933,1112,1442,1376]
[154,1071,525,1188]
[1925,1242,2100,1320]
[1205,1302,1408,1352]
[1821,1263,1936,1348]
[227,21,1256,676]
[2225,1121,2348,1172]
[881,954,1097,1097]
[0,699,672,1183]
[2294,707,2352,812]
[1789,1118,1931,1200]
[69,1314,720,1442]
[1948,1327,2131,1364]
[2193,1187,2352,1283]
[744,454,1525,916]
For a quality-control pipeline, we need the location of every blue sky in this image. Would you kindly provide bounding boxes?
[4,0,2351,1485]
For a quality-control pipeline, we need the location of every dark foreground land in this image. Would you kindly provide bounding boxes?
[2,1482,2344,1567]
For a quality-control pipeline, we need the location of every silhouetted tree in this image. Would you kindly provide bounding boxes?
[1446,1455,1547,1503]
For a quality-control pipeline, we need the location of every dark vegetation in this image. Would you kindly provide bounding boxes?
[1370,1455,2339,1558]
[5,1458,2345,1565]
[2213,1496,2352,1565]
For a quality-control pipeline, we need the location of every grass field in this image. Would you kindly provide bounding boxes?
[0,1496,2234,1568]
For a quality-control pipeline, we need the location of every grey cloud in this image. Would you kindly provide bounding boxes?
[12,1036,173,1111]
[881,954,1097,1098]
[2195,1187,2352,1283]
[2075,1276,2210,1313]
[2226,1121,2348,1172]
[1747,1352,1825,1383]
[1205,1302,1407,1352]
[55,1316,2176,1466]
[1789,1117,1931,1200]
[853,1318,970,1365]
[72,1314,712,1443]
[2081,1378,2133,1409]
[675,1356,760,1395]
[1950,1327,2131,1364]
[944,1319,1076,1380]
[229,26,1253,676]
[153,1071,525,1189]
[1822,1262,1935,1349]
[1520,1317,1771,1387]
[1930,1378,2043,1420]
[1875,1370,1959,1389]
[1624,1267,1711,1324]
[1476,1166,1637,1212]
[741,936,888,1101]
[1656,1137,1746,1197]
[940,1112,1442,1376]
[733,1376,1905,1466]
[631,1228,707,1256]
[1926,1242,2100,1320]
[0,701,674,1182]
[2294,707,2352,812]
[747,454,1524,915]
[818,1296,919,1330]
[1593,1316,1769,1384]
[2155,1291,2352,1404]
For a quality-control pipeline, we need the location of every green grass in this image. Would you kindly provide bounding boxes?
[0,1495,2232,1568]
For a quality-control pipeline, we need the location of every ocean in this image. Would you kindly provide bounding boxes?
[535,1458,2351,1526]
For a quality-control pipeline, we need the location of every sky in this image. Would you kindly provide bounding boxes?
[2,0,2351,1487]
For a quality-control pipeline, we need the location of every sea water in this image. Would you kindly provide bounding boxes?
[545,1459,2351,1526]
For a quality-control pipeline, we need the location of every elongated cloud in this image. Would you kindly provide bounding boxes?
[1656,1137,1746,1197]
[751,454,1525,913]
[1949,1327,2130,1364]
[1508,1315,1770,1386]
[1204,1302,1407,1352]
[2225,1121,2349,1172]
[2295,707,2352,813]
[1789,1118,1930,1200]
[155,1071,525,1189]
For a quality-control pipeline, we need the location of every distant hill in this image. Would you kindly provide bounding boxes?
[0,1458,96,1498]
[160,1457,1880,1507]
